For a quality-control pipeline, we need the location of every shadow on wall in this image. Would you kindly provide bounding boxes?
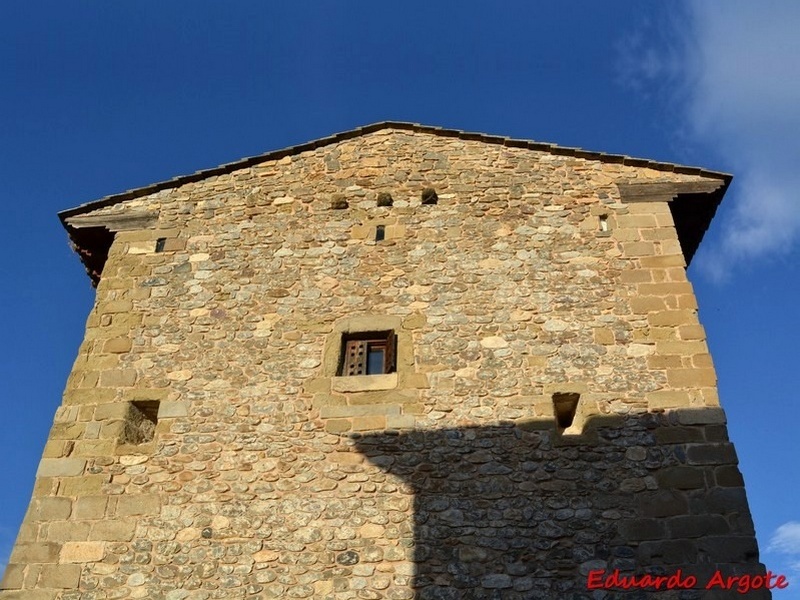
[353,409,769,600]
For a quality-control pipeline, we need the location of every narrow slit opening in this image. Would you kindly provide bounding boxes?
[552,393,580,430]
[375,225,386,242]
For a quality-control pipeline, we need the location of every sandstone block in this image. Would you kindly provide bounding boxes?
[36,459,86,478]
[58,474,107,497]
[89,520,136,541]
[42,440,69,459]
[640,255,686,268]
[653,426,704,444]
[701,488,750,514]
[99,369,137,387]
[656,341,709,356]
[621,241,656,256]
[53,406,79,423]
[647,390,691,410]
[386,414,416,430]
[100,300,132,314]
[686,443,738,466]
[648,310,697,327]
[674,407,726,425]
[351,415,386,431]
[0,591,59,600]
[692,353,714,368]
[325,419,351,433]
[31,497,72,521]
[667,515,729,539]
[637,490,688,518]
[73,439,115,457]
[619,269,653,284]
[103,337,132,353]
[637,539,697,564]
[630,296,665,314]
[59,541,105,563]
[618,518,666,541]
[73,496,108,520]
[320,404,400,419]
[63,388,115,405]
[666,368,716,387]
[37,564,81,589]
[114,494,161,516]
[10,542,60,564]
[655,466,706,490]
[162,238,185,251]
[331,373,397,393]
[696,536,759,563]
[330,452,364,465]
[678,324,706,340]
[714,466,745,487]
[0,564,24,589]
[158,401,189,418]
[637,282,694,296]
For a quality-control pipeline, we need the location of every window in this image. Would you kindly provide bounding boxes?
[122,401,159,444]
[552,392,580,429]
[339,331,396,376]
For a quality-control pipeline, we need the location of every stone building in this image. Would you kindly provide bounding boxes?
[1,123,770,599]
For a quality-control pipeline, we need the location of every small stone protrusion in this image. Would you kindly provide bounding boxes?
[421,187,438,205]
[330,196,349,210]
[377,192,393,207]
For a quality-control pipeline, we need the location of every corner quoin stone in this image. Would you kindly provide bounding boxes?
[36,458,86,478]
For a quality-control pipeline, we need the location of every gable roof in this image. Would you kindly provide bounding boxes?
[59,121,731,283]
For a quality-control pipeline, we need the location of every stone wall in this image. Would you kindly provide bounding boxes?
[1,128,768,598]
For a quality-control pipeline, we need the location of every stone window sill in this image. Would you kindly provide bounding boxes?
[332,373,398,393]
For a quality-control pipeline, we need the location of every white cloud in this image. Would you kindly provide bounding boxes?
[765,522,800,596]
[619,1,800,278]
[769,521,800,555]
[685,1,800,278]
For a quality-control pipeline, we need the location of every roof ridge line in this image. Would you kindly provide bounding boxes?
[59,122,732,221]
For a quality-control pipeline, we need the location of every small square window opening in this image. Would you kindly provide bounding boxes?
[339,331,396,376]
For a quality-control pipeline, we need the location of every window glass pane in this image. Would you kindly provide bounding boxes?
[366,348,385,375]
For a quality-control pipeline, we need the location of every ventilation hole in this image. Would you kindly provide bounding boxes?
[421,188,438,205]
[599,215,609,232]
[375,225,386,242]
[377,192,393,207]
[552,393,580,429]
[123,401,159,444]
[155,238,167,252]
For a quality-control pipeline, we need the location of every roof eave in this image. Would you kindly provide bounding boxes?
[58,121,732,222]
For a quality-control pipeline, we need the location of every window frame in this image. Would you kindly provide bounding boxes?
[338,330,396,376]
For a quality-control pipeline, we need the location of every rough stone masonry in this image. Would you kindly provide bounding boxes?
[1,123,770,599]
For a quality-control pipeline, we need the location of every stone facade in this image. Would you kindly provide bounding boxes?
[2,124,769,598]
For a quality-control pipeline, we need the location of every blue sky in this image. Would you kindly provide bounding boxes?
[2,1,799,591]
